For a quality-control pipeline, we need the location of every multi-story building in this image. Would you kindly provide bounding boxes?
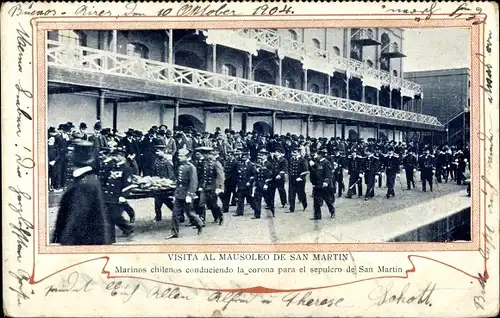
[404,68,470,147]
[47,28,443,141]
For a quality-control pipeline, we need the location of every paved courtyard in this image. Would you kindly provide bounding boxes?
[47,173,470,244]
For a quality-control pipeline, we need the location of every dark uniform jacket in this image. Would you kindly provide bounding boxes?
[236,160,257,189]
[402,153,418,169]
[289,156,308,181]
[346,154,362,175]
[121,137,140,159]
[271,156,288,182]
[223,156,238,185]
[203,159,225,190]
[310,158,333,188]
[102,156,133,203]
[255,160,273,187]
[419,154,436,171]
[174,161,198,200]
[153,155,175,179]
[52,168,111,245]
[384,153,401,174]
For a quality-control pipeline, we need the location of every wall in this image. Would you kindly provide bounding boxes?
[48,94,97,129]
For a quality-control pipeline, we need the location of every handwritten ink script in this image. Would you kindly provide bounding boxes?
[381,2,439,21]
[8,2,295,18]
[45,271,95,296]
[368,282,436,307]
[449,2,485,25]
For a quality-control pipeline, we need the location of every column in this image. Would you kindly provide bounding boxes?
[248,53,253,80]
[389,88,393,108]
[376,124,380,140]
[303,69,308,91]
[306,116,311,137]
[278,58,283,86]
[327,75,331,95]
[334,120,337,138]
[110,30,117,53]
[112,101,118,131]
[168,29,174,80]
[400,94,404,111]
[271,111,277,135]
[241,112,248,132]
[173,99,179,128]
[346,75,350,100]
[229,105,234,131]
[357,122,360,138]
[96,89,106,121]
[341,123,345,140]
[212,44,217,73]
[362,84,366,102]
[376,88,380,106]
[392,127,396,141]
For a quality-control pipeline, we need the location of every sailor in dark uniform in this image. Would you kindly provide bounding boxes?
[233,150,257,217]
[52,141,112,245]
[309,148,335,220]
[270,148,288,208]
[152,143,175,222]
[345,148,363,198]
[363,146,379,200]
[198,147,225,225]
[221,149,238,213]
[419,146,436,192]
[286,145,308,213]
[252,148,273,219]
[384,146,400,198]
[332,148,345,198]
[166,148,204,239]
[402,147,418,189]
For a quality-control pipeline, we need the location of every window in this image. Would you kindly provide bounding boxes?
[58,30,86,47]
[310,83,320,93]
[392,70,398,77]
[366,59,374,68]
[221,64,236,76]
[285,78,296,89]
[288,30,298,41]
[312,38,321,49]
[366,28,374,39]
[126,42,149,58]
[380,57,390,72]
[332,46,341,56]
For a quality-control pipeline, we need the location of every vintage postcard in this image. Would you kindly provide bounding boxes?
[2,1,499,316]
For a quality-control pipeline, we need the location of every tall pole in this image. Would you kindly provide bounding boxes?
[389,88,393,108]
[111,30,117,53]
[212,44,217,73]
[306,116,311,137]
[303,69,308,91]
[112,101,118,131]
[376,88,380,106]
[334,120,337,138]
[173,99,179,128]
[271,111,277,135]
[346,75,350,100]
[248,53,253,80]
[278,58,282,86]
[327,75,331,95]
[97,89,105,121]
[229,105,234,131]
[168,29,173,80]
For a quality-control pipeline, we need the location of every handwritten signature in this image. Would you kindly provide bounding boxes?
[8,269,32,307]
[45,271,95,296]
[8,186,34,263]
[15,82,32,138]
[368,282,436,306]
[382,2,439,21]
[16,23,31,73]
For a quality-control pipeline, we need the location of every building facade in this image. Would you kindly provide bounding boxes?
[404,68,470,146]
[47,28,443,141]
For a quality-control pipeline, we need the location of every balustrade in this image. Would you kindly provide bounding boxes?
[47,40,440,127]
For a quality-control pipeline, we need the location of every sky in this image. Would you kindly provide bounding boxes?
[403,28,471,72]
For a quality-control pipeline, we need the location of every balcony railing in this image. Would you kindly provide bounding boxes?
[211,29,421,95]
[47,40,441,127]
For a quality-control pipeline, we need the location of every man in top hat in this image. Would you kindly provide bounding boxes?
[121,128,140,175]
[48,127,58,191]
[252,148,273,219]
[153,142,176,222]
[52,141,112,245]
[166,148,204,239]
[197,147,225,225]
[233,149,257,217]
[419,146,436,192]
[309,148,335,220]
[402,147,418,189]
[287,145,309,213]
[140,129,157,176]
[363,146,379,200]
[53,123,72,191]
[79,122,88,140]
[270,147,288,209]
